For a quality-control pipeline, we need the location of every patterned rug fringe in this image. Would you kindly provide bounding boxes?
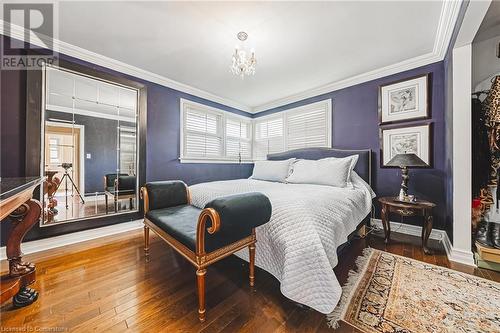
[326,247,373,329]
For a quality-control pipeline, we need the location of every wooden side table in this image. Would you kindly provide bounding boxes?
[378,197,436,255]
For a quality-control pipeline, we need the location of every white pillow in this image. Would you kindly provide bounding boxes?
[250,159,296,182]
[286,155,359,188]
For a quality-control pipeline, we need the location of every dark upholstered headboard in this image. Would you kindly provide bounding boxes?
[267,147,372,186]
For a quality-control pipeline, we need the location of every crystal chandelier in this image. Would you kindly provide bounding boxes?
[231,31,256,78]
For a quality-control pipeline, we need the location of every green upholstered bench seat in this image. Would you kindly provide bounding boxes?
[146,205,200,251]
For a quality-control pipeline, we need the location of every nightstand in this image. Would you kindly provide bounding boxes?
[378,197,436,255]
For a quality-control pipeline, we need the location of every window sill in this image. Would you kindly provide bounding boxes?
[179,158,254,164]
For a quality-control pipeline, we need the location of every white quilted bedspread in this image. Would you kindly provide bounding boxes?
[189,174,375,314]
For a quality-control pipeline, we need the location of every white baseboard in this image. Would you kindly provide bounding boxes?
[371,218,446,242]
[371,218,475,267]
[2,218,476,267]
[0,220,143,261]
[448,247,476,266]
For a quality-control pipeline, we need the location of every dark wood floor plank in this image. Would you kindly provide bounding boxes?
[1,229,497,333]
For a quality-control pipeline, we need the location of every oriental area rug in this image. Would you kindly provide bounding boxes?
[328,248,500,332]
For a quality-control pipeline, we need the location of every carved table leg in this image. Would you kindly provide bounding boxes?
[381,204,390,244]
[422,210,434,255]
[6,199,42,307]
[7,199,42,276]
[44,172,60,223]
[196,268,207,322]
[13,287,38,308]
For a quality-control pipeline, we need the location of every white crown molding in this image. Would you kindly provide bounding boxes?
[433,0,464,59]
[0,20,252,113]
[0,220,143,261]
[371,218,475,267]
[0,0,462,114]
[252,0,463,113]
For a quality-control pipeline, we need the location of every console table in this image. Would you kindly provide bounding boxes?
[0,177,43,307]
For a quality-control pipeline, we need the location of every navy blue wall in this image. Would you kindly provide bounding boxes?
[256,62,449,231]
[0,43,26,178]
[145,84,253,185]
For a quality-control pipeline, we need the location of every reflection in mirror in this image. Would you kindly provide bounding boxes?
[42,66,138,226]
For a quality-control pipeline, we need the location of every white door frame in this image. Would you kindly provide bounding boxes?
[450,0,491,266]
[46,121,86,196]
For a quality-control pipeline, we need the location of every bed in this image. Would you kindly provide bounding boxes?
[189,148,375,314]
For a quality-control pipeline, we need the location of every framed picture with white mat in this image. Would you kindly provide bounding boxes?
[380,123,432,167]
[379,74,430,125]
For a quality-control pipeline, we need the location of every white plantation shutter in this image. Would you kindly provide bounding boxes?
[183,106,223,159]
[253,116,285,160]
[226,117,252,160]
[286,105,330,150]
[180,99,331,162]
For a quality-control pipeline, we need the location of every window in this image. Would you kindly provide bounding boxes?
[286,101,331,150]
[225,117,252,161]
[180,99,252,163]
[253,116,284,160]
[49,138,60,164]
[253,99,332,160]
[180,98,331,163]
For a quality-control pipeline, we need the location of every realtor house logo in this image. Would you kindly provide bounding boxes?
[2,3,58,70]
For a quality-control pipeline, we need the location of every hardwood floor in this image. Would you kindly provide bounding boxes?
[44,195,136,225]
[1,227,498,332]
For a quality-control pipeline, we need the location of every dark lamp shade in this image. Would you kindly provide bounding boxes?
[386,153,428,167]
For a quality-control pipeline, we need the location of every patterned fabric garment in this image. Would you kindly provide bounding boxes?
[483,76,500,184]
[478,76,500,214]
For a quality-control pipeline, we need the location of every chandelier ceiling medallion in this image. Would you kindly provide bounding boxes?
[230,31,256,78]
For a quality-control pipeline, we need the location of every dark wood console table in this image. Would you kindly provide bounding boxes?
[0,177,43,307]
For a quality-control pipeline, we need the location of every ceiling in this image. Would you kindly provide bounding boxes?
[474,0,500,43]
[49,1,450,112]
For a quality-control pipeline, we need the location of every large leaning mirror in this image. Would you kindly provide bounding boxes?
[41,65,139,226]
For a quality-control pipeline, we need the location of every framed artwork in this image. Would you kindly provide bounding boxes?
[381,123,432,167]
[378,74,430,124]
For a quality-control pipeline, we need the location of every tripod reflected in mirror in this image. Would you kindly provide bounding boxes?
[54,163,85,209]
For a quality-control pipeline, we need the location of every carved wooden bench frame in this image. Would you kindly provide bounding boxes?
[140,186,256,322]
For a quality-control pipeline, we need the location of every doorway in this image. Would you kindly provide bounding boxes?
[45,124,84,195]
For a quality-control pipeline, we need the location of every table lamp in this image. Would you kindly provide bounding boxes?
[386,153,428,202]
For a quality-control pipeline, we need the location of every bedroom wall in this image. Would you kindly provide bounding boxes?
[0,34,253,245]
[255,62,449,231]
[0,43,26,178]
